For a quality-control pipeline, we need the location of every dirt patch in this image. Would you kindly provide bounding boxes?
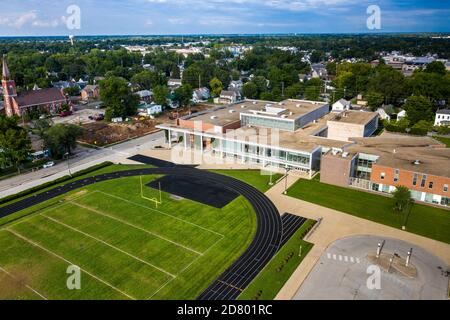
[65,190,88,201]
[79,120,159,147]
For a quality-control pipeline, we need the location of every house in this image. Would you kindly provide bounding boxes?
[135,90,153,102]
[192,87,210,104]
[376,108,391,121]
[397,110,407,121]
[311,63,328,80]
[2,55,68,117]
[81,85,100,101]
[434,109,450,126]
[168,78,182,90]
[219,90,240,104]
[332,99,352,112]
[228,80,243,90]
[137,102,162,116]
[298,74,308,82]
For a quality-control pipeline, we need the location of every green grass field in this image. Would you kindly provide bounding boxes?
[287,179,450,244]
[0,174,257,300]
[209,170,283,193]
[433,136,450,148]
[238,220,315,300]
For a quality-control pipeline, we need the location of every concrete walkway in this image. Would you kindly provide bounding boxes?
[265,175,450,300]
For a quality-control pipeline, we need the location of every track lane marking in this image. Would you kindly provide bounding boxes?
[0,265,48,300]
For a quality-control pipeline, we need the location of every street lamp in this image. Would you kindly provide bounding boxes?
[65,152,72,177]
[283,167,290,195]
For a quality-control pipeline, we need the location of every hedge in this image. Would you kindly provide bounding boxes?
[0,161,113,206]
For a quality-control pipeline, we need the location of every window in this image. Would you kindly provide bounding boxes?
[429,182,434,189]
[380,172,385,180]
[444,185,449,192]
[412,173,418,186]
[421,175,427,188]
[394,169,399,182]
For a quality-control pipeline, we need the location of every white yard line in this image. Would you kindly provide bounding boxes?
[96,190,225,238]
[70,201,203,256]
[5,229,135,300]
[147,237,225,300]
[1,190,94,230]
[41,214,176,278]
[0,265,48,300]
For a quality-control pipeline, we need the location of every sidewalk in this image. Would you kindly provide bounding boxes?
[265,175,450,300]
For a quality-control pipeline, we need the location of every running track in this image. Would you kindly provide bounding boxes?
[0,166,283,300]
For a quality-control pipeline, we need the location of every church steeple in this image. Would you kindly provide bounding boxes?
[2,54,20,117]
[2,54,10,80]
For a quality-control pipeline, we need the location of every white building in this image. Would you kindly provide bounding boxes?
[332,99,352,112]
[397,110,407,121]
[376,108,391,121]
[435,109,450,126]
[138,102,162,116]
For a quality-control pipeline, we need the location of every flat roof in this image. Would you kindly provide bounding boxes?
[181,104,242,127]
[240,99,328,121]
[328,110,378,126]
[346,134,450,177]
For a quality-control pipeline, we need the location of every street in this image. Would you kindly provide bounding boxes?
[0,130,165,198]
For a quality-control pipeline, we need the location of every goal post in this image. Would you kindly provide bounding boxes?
[140,176,162,208]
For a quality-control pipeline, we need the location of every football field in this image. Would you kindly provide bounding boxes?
[0,175,256,300]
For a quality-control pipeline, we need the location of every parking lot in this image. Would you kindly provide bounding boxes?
[52,107,104,125]
[295,235,449,300]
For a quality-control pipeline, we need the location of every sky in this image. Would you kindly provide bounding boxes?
[0,0,449,36]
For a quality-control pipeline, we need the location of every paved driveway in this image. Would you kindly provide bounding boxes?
[294,235,449,300]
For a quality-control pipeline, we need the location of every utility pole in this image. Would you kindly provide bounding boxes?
[281,81,285,97]
[199,74,201,89]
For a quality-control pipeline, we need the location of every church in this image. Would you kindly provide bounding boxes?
[1,55,68,117]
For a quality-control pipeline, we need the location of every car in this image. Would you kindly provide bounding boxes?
[43,161,55,169]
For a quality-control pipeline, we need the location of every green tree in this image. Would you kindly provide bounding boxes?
[425,61,446,76]
[44,124,83,158]
[153,85,170,106]
[392,186,411,213]
[131,70,166,90]
[100,76,139,120]
[209,77,223,97]
[0,116,32,173]
[366,91,385,111]
[174,85,193,107]
[404,95,434,126]
[243,82,258,99]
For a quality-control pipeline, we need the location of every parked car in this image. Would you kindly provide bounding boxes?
[43,161,55,169]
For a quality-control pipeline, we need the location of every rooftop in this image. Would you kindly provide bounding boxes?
[346,134,450,177]
[436,109,450,115]
[328,110,378,126]
[239,99,328,121]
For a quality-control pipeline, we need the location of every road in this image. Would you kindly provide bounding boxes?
[0,130,165,198]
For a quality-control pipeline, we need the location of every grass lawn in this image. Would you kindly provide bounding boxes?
[287,179,450,244]
[209,170,283,193]
[0,174,256,300]
[238,220,315,300]
[433,136,450,148]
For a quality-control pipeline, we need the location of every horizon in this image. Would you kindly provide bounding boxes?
[1,0,449,37]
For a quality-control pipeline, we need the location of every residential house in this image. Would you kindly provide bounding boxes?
[332,99,352,112]
[81,85,100,101]
[192,87,210,104]
[219,90,241,104]
[137,102,162,116]
[434,109,450,126]
[168,78,182,90]
[136,90,153,103]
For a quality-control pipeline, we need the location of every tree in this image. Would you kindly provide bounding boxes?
[153,85,170,106]
[285,83,304,99]
[0,116,32,173]
[243,82,258,99]
[174,85,193,107]
[392,186,411,213]
[100,76,139,120]
[131,70,166,90]
[209,77,223,97]
[425,61,446,76]
[63,86,81,97]
[44,124,83,159]
[404,95,434,126]
[366,91,385,111]
[33,118,53,139]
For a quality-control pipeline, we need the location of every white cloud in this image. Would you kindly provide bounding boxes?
[0,10,61,28]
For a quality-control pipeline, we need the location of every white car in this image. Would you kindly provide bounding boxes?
[43,161,55,169]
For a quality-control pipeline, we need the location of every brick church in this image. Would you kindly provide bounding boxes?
[1,55,68,117]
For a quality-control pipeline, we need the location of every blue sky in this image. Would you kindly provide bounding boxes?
[0,0,449,36]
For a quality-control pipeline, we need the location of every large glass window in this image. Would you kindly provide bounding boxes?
[421,175,427,188]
